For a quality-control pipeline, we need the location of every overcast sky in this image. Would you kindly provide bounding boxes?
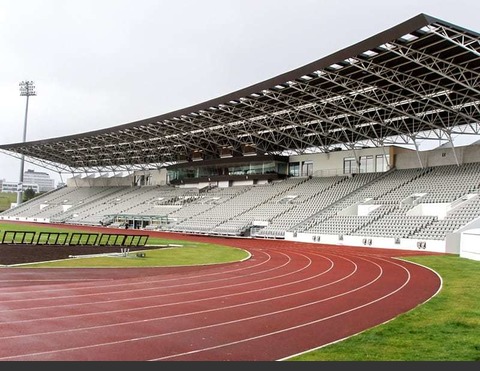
[1,0,479,185]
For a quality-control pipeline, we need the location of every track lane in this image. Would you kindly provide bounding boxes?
[0,238,442,361]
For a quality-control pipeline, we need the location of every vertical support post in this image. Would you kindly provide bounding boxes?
[17,80,36,205]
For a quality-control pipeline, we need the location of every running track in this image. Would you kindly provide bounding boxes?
[0,233,443,361]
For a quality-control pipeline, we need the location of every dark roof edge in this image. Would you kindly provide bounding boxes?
[0,13,469,149]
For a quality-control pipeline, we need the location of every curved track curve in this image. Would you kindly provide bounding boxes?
[0,235,442,361]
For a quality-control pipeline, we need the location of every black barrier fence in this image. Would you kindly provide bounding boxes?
[0,230,149,247]
[127,235,149,246]
[68,233,100,246]
[98,233,149,247]
[1,231,36,244]
[36,232,70,245]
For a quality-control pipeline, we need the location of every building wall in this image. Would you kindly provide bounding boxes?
[67,175,134,187]
[159,141,480,184]
[1,182,39,193]
[2,170,55,193]
[290,150,346,177]
[149,169,168,185]
[460,228,480,261]
[61,143,480,187]
[64,169,171,187]
[395,143,480,169]
[23,169,55,192]
[289,146,392,176]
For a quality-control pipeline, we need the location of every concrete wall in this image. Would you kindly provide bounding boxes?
[0,215,50,223]
[283,216,480,255]
[289,146,392,177]
[286,143,480,175]
[395,143,480,169]
[459,228,480,261]
[65,169,171,187]
[67,175,133,187]
[285,231,449,254]
[148,169,168,185]
[449,217,480,254]
[290,150,346,177]
[408,203,450,220]
[463,144,480,163]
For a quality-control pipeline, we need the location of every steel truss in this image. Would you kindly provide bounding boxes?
[1,14,479,176]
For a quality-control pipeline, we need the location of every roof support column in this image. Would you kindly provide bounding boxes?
[58,171,64,187]
[72,171,79,187]
[86,171,93,187]
[447,132,461,167]
[113,171,121,187]
[346,144,361,174]
[378,140,391,170]
[412,137,424,169]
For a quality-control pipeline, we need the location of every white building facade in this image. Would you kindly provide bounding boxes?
[1,169,54,193]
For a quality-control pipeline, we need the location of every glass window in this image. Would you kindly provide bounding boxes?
[375,154,390,172]
[343,157,357,174]
[289,162,300,177]
[359,155,374,173]
[302,161,313,176]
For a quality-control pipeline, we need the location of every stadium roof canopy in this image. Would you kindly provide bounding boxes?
[1,13,480,175]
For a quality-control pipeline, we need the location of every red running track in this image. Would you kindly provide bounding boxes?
[0,233,442,361]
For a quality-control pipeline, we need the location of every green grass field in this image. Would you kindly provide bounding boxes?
[25,244,250,268]
[0,222,249,267]
[0,221,478,361]
[0,192,16,212]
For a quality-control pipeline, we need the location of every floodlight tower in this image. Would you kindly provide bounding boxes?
[16,80,36,205]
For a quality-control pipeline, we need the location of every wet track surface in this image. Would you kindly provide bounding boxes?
[0,236,442,361]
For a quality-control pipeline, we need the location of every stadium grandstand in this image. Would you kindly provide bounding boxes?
[1,13,480,259]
